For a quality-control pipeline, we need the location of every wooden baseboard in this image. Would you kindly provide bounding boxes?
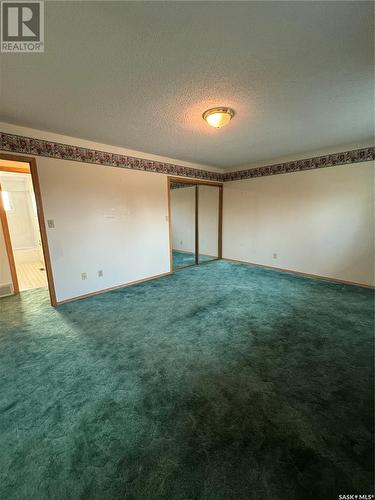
[223,257,375,289]
[56,271,172,305]
[52,258,374,305]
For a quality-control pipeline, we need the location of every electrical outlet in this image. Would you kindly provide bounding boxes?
[273,253,277,259]
[81,272,87,280]
[98,270,103,277]
[47,219,55,229]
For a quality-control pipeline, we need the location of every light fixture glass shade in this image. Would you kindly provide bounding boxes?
[203,107,234,128]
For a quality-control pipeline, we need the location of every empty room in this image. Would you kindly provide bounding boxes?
[0,1,374,499]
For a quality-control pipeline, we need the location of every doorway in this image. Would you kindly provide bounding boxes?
[0,155,56,305]
[0,170,47,290]
[168,177,223,271]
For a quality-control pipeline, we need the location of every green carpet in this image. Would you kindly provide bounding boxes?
[172,250,214,269]
[0,260,373,499]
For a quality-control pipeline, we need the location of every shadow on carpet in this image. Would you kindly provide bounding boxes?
[0,260,373,499]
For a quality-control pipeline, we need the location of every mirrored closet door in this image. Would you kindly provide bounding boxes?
[170,181,197,270]
[169,178,222,271]
[198,185,220,264]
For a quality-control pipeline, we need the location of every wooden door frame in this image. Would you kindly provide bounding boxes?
[167,176,223,272]
[0,153,57,306]
[195,185,199,265]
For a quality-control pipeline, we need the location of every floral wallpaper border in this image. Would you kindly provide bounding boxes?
[0,132,373,182]
[223,147,375,181]
[0,132,222,181]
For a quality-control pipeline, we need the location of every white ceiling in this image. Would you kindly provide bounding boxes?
[0,1,373,171]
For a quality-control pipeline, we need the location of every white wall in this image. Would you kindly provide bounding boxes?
[0,122,373,298]
[0,160,172,301]
[36,158,171,302]
[171,186,195,253]
[0,122,215,302]
[223,161,375,286]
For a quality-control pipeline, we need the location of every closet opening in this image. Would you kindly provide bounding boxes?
[167,177,223,272]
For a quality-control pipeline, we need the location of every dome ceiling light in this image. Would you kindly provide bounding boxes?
[202,107,235,128]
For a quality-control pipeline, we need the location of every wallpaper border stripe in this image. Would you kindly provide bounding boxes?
[0,132,221,181]
[223,146,375,181]
[0,132,374,181]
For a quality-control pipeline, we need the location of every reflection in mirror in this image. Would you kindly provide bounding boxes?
[198,185,219,263]
[170,182,196,270]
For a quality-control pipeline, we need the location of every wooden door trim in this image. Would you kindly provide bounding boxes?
[218,185,223,259]
[0,181,19,293]
[195,185,199,265]
[0,153,57,306]
[167,177,173,272]
[0,166,30,174]
[168,176,223,188]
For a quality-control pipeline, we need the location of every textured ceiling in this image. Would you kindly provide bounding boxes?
[0,1,373,170]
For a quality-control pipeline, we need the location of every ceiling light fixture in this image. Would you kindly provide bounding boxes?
[202,107,235,128]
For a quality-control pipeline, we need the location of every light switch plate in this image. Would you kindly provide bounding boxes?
[47,219,55,229]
